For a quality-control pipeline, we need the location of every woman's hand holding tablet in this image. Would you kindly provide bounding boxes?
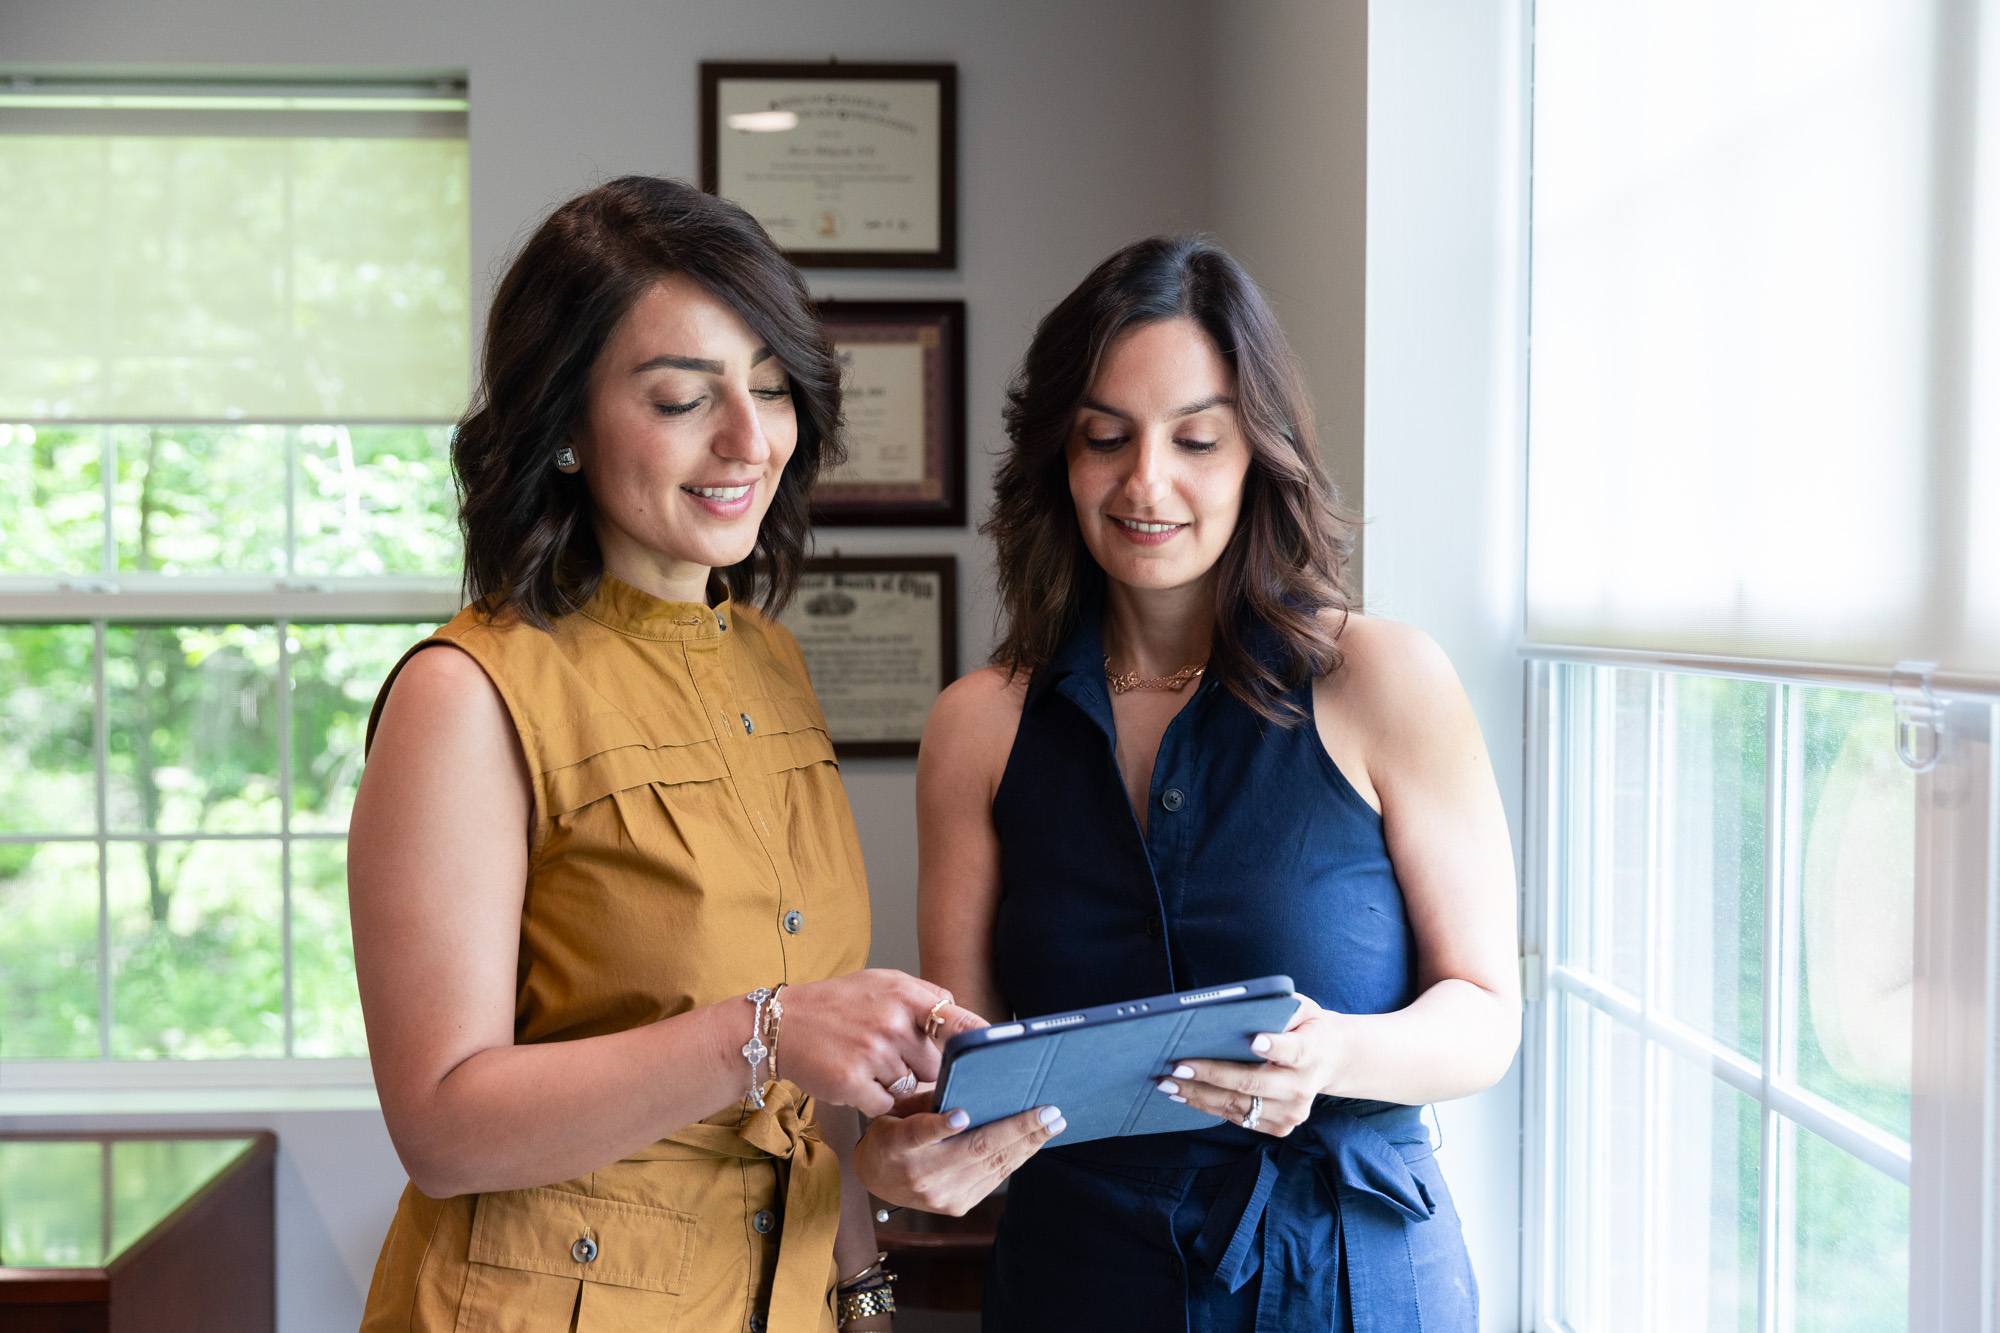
[853,1000,1066,1217]
[1153,994,1337,1137]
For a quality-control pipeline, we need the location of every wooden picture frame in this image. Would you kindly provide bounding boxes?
[701,61,959,269]
[776,555,957,758]
[811,300,967,527]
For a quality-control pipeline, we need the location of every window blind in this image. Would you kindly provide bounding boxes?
[1526,2,1999,682]
[0,82,470,422]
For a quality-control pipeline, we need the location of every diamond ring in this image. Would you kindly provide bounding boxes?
[889,1071,919,1097]
[1240,1095,1264,1131]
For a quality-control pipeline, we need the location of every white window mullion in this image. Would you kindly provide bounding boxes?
[1759,682,1805,1333]
[278,615,294,1059]
[1522,659,1557,1333]
[1909,699,1998,1331]
[1639,671,1671,1333]
[91,617,109,1060]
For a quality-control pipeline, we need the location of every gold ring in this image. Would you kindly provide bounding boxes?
[924,992,953,1042]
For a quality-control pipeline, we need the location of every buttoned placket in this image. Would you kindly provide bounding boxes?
[1054,664,1186,991]
[680,619,809,982]
[1140,679,1213,979]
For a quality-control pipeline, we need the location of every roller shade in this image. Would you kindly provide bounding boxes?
[0,84,470,421]
[1526,2,2000,681]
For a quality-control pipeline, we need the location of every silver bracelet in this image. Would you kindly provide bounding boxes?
[743,988,774,1109]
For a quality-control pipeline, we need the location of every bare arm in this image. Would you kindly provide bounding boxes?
[821,1106,891,1333]
[845,666,1063,1217]
[351,646,952,1199]
[915,666,1027,1023]
[1170,619,1520,1126]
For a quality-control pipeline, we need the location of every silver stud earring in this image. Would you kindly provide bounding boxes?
[553,446,577,469]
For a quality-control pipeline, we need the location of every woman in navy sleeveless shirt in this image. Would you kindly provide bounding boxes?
[915,237,1520,1331]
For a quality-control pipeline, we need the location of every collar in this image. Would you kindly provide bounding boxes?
[579,574,733,642]
[1037,591,1118,743]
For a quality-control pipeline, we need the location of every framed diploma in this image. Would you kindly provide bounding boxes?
[776,555,958,758]
[812,300,966,527]
[701,61,958,269]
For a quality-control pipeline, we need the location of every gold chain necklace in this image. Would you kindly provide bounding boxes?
[1104,656,1207,694]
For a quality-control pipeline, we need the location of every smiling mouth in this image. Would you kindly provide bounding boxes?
[684,485,752,501]
[1112,516,1187,535]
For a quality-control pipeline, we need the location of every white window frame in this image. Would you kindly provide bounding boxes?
[0,78,468,1102]
[1518,646,2000,1332]
[0,423,457,1104]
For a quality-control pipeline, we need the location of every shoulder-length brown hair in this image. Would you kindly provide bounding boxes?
[986,235,1356,723]
[454,176,842,625]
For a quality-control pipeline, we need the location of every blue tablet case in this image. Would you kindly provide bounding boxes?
[933,976,1300,1145]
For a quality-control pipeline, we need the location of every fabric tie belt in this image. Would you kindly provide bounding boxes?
[648,1081,840,1331]
[1188,1103,1436,1333]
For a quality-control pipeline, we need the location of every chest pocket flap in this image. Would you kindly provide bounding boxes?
[742,694,836,775]
[467,1186,695,1294]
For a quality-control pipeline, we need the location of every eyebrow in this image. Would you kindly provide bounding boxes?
[632,347,776,375]
[1079,393,1236,420]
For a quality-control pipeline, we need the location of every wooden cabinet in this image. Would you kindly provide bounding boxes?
[0,1131,275,1333]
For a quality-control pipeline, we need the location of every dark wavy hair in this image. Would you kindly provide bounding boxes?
[454,176,842,625]
[986,235,1356,723]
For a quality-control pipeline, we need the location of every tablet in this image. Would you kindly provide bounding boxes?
[932,976,1300,1145]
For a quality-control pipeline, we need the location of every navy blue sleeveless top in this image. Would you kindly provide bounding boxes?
[983,605,1477,1332]
[992,606,1416,1029]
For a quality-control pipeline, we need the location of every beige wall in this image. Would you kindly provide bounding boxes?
[1205,0,1370,588]
[0,4,1536,1328]
[0,5,1214,1330]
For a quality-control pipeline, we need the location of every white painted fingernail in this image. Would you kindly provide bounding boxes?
[1173,1065,1195,1079]
[947,1109,969,1130]
[1038,1105,1062,1125]
[1049,1117,1068,1134]
[1251,1035,1272,1055]
[1157,1079,1180,1095]
[1168,1094,1186,1104]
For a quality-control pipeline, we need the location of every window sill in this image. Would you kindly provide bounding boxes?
[0,1059,378,1115]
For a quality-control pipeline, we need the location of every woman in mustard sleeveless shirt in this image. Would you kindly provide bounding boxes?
[351,178,1062,1333]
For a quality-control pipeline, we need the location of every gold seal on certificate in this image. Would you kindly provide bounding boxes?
[776,556,957,757]
[811,301,965,526]
[701,62,958,269]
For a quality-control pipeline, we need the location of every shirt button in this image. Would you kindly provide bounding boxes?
[1145,914,1164,940]
[752,1209,775,1234]
[1161,788,1186,812]
[783,910,804,934]
[749,1316,766,1332]
[571,1236,598,1263]
[741,712,755,735]
[718,613,728,631]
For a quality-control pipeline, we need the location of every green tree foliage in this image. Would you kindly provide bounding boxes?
[0,421,449,1061]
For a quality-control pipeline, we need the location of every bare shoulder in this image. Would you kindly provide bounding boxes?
[1315,611,1473,738]
[931,664,1029,731]
[377,641,509,736]
[919,665,1030,798]
[368,642,526,797]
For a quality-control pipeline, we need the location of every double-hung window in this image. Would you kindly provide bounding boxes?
[1522,5,1998,1329]
[0,78,468,1079]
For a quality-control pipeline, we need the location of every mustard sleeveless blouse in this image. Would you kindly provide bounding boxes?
[358,576,871,1333]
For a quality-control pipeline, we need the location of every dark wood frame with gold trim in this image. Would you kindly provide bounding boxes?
[810,300,967,527]
[791,554,957,759]
[700,61,959,270]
